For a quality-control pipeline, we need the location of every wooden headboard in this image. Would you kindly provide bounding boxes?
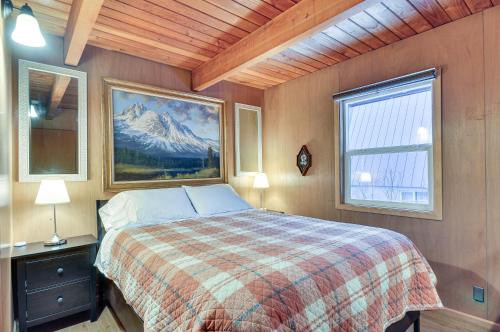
[96,200,109,243]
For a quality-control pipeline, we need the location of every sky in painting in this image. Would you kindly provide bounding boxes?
[112,89,220,141]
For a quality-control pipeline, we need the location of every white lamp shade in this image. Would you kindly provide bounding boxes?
[253,173,270,189]
[11,12,46,47]
[35,180,70,205]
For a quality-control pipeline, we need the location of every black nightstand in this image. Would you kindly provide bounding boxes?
[11,235,98,332]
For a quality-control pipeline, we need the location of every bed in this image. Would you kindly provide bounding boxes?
[95,186,442,332]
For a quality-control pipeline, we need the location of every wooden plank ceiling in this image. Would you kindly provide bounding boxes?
[15,0,498,90]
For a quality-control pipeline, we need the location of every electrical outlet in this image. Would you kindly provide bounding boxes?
[473,286,484,303]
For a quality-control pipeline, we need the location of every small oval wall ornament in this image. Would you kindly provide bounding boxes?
[296,145,312,176]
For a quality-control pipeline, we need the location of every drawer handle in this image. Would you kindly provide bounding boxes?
[57,267,64,275]
[57,296,64,304]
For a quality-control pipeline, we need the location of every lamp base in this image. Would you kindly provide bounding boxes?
[43,234,67,247]
[44,239,67,246]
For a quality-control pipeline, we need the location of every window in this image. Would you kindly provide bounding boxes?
[401,191,416,202]
[416,191,428,203]
[334,69,442,220]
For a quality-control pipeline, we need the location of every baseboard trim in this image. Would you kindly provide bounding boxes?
[421,307,500,332]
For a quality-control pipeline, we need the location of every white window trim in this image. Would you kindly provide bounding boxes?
[333,71,442,221]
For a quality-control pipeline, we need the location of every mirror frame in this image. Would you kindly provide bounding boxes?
[18,59,88,182]
[235,103,262,177]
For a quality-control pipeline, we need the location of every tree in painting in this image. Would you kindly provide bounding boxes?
[111,90,221,182]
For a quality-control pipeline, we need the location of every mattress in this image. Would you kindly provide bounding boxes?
[96,210,442,331]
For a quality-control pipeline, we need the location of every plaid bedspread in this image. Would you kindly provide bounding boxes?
[99,210,442,331]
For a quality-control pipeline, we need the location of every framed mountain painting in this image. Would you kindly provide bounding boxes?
[102,78,226,191]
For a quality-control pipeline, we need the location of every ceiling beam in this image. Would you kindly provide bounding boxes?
[64,0,104,66]
[47,75,72,119]
[192,0,380,91]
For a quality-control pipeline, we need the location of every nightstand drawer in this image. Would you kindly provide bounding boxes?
[26,251,90,290]
[27,279,91,321]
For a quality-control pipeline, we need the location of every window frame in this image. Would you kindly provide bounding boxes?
[333,71,442,220]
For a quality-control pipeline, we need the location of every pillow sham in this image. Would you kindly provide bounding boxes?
[183,184,253,216]
[98,191,135,231]
[99,187,198,231]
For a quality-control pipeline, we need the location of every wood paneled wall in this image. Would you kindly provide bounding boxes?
[484,7,500,325]
[264,7,500,323]
[0,15,13,332]
[10,35,263,243]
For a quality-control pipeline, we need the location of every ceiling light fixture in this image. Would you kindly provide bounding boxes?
[2,1,46,47]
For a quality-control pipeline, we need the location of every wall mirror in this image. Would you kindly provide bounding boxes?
[235,103,262,176]
[18,60,87,182]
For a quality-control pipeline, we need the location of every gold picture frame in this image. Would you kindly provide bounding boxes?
[102,78,226,192]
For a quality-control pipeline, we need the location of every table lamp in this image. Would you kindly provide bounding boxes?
[253,172,269,210]
[35,179,70,246]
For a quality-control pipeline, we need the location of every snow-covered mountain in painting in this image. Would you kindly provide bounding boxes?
[114,103,219,158]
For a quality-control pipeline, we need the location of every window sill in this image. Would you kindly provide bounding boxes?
[335,202,442,221]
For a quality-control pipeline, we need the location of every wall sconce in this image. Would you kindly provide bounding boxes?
[2,0,46,47]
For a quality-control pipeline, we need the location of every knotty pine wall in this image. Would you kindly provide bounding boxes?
[0,15,12,332]
[10,35,263,243]
[263,7,500,323]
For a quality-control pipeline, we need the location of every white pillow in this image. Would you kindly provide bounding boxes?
[99,187,198,230]
[98,191,135,231]
[183,184,253,216]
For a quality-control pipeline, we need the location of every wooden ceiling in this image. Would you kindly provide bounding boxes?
[12,0,499,90]
[29,70,78,117]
